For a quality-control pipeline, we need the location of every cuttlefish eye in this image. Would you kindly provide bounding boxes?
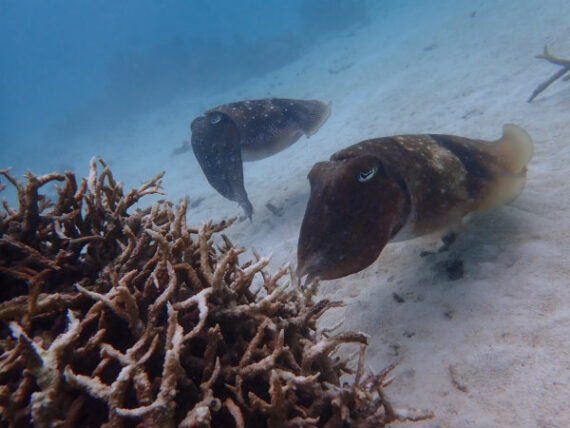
[357,166,378,183]
[210,114,222,125]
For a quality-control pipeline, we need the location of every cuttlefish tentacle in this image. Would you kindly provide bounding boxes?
[191,98,330,218]
[297,124,533,282]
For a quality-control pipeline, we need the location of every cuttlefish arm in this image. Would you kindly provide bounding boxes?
[191,111,253,219]
[297,124,533,282]
[297,154,410,283]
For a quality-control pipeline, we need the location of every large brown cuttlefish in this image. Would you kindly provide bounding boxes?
[297,124,533,283]
[191,98,330,218]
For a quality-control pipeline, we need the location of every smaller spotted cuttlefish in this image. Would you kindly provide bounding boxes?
[297,124,534,283]
[190,98,331,218]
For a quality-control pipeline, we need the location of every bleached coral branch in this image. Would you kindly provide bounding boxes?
[9,311,83,427]
[240,329,286,379]
[174,287,213,341]
[302,331,369,373]
[528,46,570,102]
[115,304,184,425]
[75,283,143,336]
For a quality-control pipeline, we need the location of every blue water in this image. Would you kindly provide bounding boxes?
[0,0,374,178]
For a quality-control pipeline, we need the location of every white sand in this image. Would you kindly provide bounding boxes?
[52,1,570,426]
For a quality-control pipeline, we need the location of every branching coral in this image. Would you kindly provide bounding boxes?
[528,46,570,102]
[0,158,432,427]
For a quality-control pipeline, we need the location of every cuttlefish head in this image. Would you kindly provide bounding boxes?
[297,154,409,283]
[191,111,253,219]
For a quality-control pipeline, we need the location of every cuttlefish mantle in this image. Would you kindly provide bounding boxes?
[297,124,534,283]
[190,98,331,218]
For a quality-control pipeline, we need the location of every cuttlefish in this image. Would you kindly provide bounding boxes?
[190,98,331,218]
[297,124,533,283]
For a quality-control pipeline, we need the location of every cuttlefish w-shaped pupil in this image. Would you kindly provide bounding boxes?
[210,114,222,124]
[358,166,378,182]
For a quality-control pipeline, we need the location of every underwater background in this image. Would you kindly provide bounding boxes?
[1,0,369,179]
[1,0,570,426]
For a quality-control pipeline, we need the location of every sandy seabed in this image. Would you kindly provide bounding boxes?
[36,1,570,426]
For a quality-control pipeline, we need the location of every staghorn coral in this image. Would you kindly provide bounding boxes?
[528,46,570,102]
[0,159,432,427]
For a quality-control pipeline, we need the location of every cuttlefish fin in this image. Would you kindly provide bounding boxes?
[491,124,534,174]
[302,102,331,137]
[479,124,534,211]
